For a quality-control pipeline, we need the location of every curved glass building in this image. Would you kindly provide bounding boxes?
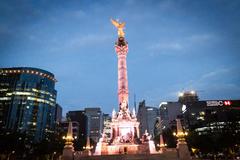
[0,67,57,141]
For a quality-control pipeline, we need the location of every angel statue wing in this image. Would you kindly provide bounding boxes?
[111,19,125,28]
[111,18,126,37]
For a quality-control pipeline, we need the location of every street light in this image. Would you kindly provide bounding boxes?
[51,151,56,160]
[190,90,195,94]
[178,92,184,97]
[7,151,15,160]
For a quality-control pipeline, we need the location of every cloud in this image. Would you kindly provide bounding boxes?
[200,68,230,81]
[148,33,218,56]
[71,10,86,18]
[181,67,239,92]
[149,42,183,51]
[48,34,112,53]
[187,33,217,43]
[68,34,111,47]
[148,42,185,56]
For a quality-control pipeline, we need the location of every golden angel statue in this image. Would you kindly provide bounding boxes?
[111,19,126,37]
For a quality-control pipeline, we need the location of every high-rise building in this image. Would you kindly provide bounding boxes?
[159,101,182,128]
[0,67,57,141]
[61,121,79,139]
[159,95,240,136]
[67,110,88,139]
[84,107,103,143]
[178,91,199,104]
[55,103,62,124]
[182,100,240,132]
[137,100,159,136]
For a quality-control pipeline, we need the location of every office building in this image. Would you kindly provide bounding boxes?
[61,121,79,139]
[137,100,159,136]
[159,101,182,129]
[0,67,57,141]
[182,99,240,133]
[178,90,199,104]
[67,110,88,139]
[84,107,103,143]
[55,103,62,124]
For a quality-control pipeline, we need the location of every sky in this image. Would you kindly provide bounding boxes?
[1,0,240,115]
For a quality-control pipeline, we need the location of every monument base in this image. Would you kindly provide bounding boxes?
[177,142,191,160]
[99,143,151,155]
[74,149,177,160]
[62,146,74,160]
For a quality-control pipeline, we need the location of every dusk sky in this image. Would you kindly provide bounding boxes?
[1,0,240,115]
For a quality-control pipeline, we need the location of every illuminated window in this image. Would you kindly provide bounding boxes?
[197,116,205,120]
[211,111,217,114]
[92,116,99,119]
[0,97,11,100]
[49,98,55,102]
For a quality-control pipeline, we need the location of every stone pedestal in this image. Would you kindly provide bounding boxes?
[177,142,191,160]
[82,150,92,156]
[63,146,74,160]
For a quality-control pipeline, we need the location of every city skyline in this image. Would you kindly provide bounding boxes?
[1,0,240,115]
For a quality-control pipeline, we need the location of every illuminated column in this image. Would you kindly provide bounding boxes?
[115,37,129,112]
[83,136,93,156]
[62,121,74,160]
[175,119,191,160]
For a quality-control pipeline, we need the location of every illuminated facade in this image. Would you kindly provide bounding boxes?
[178,91,199,104]
[0,67,57,141]
[182,100,240,133]
[102,114,111,142]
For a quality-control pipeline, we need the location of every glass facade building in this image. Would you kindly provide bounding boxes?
[67,110,88,139]
[84,107,103,143]
[137,100,159,136]
[0,67,57,141]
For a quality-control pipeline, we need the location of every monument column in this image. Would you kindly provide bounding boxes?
[111,19,129,112]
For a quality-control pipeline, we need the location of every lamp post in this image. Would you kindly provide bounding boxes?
[7,151,15,160]
[51,151,56,160]
[173,119,191,160]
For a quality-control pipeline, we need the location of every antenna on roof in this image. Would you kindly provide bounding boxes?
[134,93,137,112]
